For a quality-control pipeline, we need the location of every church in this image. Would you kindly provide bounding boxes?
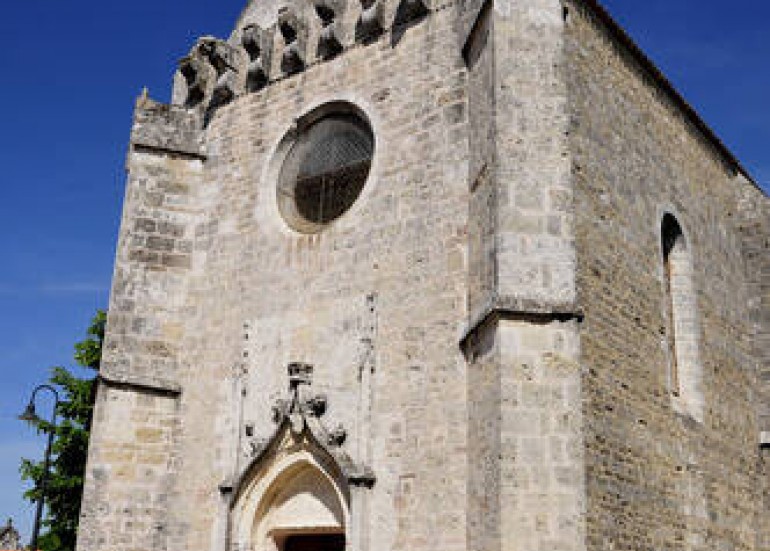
[76,0,769,550]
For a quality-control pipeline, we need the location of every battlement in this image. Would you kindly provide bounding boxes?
[171,0,435,113]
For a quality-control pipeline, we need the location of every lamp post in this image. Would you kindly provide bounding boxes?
[19,384,60,551]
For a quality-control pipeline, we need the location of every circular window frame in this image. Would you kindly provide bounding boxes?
[276,102,375,234]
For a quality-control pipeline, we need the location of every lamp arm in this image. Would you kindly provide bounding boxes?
[30,384,61,409]
[25,383,60,551]
[33,384,61,425]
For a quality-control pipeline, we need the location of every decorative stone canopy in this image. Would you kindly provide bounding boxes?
[228,363,375,501]
[227,364,375,551]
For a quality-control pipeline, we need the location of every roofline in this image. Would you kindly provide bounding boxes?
[576,0,763,193]
[234,0,255,27]
[227,0,764,193]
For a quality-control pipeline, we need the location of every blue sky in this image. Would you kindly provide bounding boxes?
[0,0,767,543]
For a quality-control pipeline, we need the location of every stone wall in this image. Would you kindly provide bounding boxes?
[80,1,475,549]
[176,8,470,547]
[77,1,768,551]
[463,1,586,550]
[735,179,770,550]
[565,2,768,550]
[78,384,182,550]
[78,97,204,550]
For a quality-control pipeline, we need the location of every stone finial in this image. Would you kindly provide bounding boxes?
[135,86,155,110]
[272,398,291,423]
[304,394,328,417]
[327,424,347,447]
[288,362,313,388]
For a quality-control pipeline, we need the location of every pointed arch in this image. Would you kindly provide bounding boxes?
[230,423,351,551]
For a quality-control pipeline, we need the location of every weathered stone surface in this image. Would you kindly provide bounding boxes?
[131,94,203,157]
[565,2,768,550]
[77,1,768,551]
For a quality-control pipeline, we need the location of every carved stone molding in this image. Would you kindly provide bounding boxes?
[241,363,374,489]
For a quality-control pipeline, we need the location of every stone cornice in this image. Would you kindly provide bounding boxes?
[574,0,761,193]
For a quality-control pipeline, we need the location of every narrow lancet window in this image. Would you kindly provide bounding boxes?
[661,213,703,421]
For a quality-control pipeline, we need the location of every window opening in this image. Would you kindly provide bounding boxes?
[660,213,703,421]
[278,110,374,232]
[661,213,683,396]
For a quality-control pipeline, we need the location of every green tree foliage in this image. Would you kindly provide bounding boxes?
[20,310,106,551]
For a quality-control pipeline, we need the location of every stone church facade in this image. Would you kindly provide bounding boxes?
[76,0,769,550]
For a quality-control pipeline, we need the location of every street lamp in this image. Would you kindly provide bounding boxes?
[18,384,60,551]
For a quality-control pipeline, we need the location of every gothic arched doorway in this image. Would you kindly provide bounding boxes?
[231,445,350,551]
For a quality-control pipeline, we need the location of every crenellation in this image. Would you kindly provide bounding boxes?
[173,37,246,117]
[355,0,387,42]
[241,24,273,92]
[177,54,210,108]
[172,0,443,109]
[277,7,309,76]
[198,38,243,110]
[314,0,345,59]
